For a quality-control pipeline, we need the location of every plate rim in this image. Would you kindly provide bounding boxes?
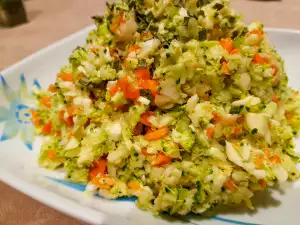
[1,26,300,225]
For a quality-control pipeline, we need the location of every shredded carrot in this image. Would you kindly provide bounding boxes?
[117,11,126,24]
[272,79,279,87]
[221,61,230,75]
[48,85,57,93]
[128,180,142,190]
[232,126,242,137]
[258,179,266,189]
[90,48,98,54]
[230,48,240,55]
[109,85,120,96]
[220,38,234,53]
[206,126,215,139]
[213,112,222,122]
[140,111,154,127]
[253,53,269,64]
[110,104,125,110]
[67,131,72,140]
[110,23,117,33]
[47,149,57,159]
[89,158,108,181]
[251,29,264,37]
[128,45,141,54]
[203,95,209,101]
[30,109,40,126]
[140,32,153,40]
[124,85,140,100]
[223,178,236,192]
[285,111,294,121]
[237,115,244,123]
[92,175,115,189]
[42,122,52,134]
[144,127,169,141]
[145,126,154,134]
[272,93,280,104]
[270,155,281,164]
[255,154,264,168]
[136,68,151,80]
[152,152,172,167]
[65,116,74,127]
[78,73,85,79]
[138,79,159,96]
[67,106,77,116]
[264,148,271,158]
[271,64,278,76]
[141,148,155,156]
[57,73,75,83]
[55,130,62,136]
[41,96,52,108]
[59,110,65,120]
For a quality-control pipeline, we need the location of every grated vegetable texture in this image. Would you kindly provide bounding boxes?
[33,0,300,216]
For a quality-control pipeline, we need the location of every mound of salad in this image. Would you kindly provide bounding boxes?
[32,0,300,216]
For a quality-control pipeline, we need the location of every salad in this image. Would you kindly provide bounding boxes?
[32,0,300,216]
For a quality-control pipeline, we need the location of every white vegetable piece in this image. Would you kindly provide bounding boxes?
[65,136,80,150]
[186,94,199,113]
[232,95,261,107]
[137,96,151,105]
[225,141,243,167]
[105,122,122,141]
[245,113,271,144]
[274,166,288,183]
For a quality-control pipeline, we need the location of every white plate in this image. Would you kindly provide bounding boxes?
[0,26,299,225]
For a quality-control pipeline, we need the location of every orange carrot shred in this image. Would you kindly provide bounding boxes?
[152,152,172,167]
[47,150,57,159]
[223,179,236,192]
[41,96,52,108]
[144,127,169,141]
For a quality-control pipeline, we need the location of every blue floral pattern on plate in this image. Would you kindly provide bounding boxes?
[0,74,40,150]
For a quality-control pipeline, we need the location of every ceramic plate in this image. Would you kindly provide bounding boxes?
[0,26,300,225]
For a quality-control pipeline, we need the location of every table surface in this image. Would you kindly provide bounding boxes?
[0,0,299,224]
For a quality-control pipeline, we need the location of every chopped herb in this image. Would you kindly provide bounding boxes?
[137,59,147,68]
[213,3,224,10]
[176,79,180,84]
[251,128,258,134]
[228,16,236,24]
[198,10,205,17]
[163,147,167,152]
[165,187,170,193]
[163,43,169,49]
[198,29,207,41]
[92,15,104,23]
[230,105,243,114]
[134,152,139,156]
[240,142,244,146]
[183,17,189,26]
[194,193,201,201]
[172,159,177,163]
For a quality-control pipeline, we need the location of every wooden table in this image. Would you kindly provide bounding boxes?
[0,0,299,224]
